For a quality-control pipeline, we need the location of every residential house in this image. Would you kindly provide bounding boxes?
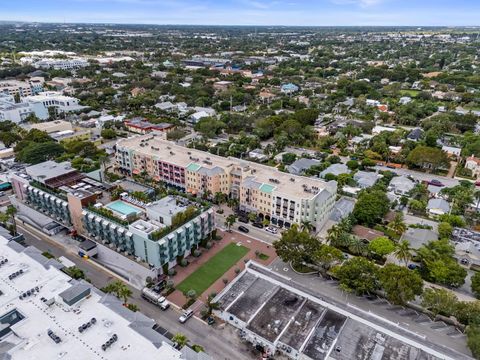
[354,171,382,189]
[399,96,412,105]
[401,228,438,249]
[281,83,299,94]
[442,145,461,158]
[407,128,424,142]
[427,198,450,216]
[465,155,480,178]
[388,176,415,195]
[287,158,320,176]
[372,125,396,135]
[248,149,268,162]
[319,163,350,178]
[189,111,210,124]
[352,225,384,242]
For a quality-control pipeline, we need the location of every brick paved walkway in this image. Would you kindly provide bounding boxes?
[167,230,277,308]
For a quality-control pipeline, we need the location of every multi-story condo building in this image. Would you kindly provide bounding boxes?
[34,58,89,70]
[10,160,215,274]
[0,93,48,123]
[115,135,337,231]
[0,79,44,97]
[23,91,85,114]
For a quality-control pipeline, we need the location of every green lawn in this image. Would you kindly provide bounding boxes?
[177,243,249,295]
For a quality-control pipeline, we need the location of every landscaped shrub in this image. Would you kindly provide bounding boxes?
[180,259,188,267]
[182,298,196,309]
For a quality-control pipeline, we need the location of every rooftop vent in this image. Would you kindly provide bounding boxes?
[8,269,25,280]
[47,329,62,344]
[101,334,118,351]
[78,317,97,333]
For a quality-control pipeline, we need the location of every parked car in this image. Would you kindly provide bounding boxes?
[238,225,249,233]
[429,179,444,187]
[207,316,215,325]
[265,226,278,234]
[252,222,264,229]
[238,217,249,223]
[179,309,194,323]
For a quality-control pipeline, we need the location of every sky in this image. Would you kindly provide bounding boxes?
[1,0,480,26]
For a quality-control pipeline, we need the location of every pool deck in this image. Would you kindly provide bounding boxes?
[105,200,144,216]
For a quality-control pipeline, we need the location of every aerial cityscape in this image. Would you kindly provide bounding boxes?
[0,1,480,359]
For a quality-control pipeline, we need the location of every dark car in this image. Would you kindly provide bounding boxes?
[429,179,444,187]
[238,225,249,233]
[252,222,264,229]
[207,316,215,325]
[238,217,249,223]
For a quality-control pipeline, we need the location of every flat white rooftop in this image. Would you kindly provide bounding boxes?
[0,237,183,360]
[117,135,336,199]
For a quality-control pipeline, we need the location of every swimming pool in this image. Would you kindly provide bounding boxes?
[105,200,143,216]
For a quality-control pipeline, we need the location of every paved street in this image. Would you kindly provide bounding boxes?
[18,223,255,360]
[215,211,280,244]
[375,165,461,188]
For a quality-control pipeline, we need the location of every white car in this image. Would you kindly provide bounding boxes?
[159,299,170,311]
[265,226,278,234]
[179,309,194,323]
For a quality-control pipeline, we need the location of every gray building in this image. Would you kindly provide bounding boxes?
[287,158,320,175]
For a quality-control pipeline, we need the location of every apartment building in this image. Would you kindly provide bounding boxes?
[34,58,89,70]
[0,93,48,123]
[116,135,337,231]
[10,160,215,272]
[0,79,44,97]
[23,91,85,113]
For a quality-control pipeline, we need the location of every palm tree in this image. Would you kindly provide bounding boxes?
[326,224,342,244]
[206,293,219,315]
[348,237,368,256]
[224,214,237,231]
[5,205,17,236]
[214,192,226,205]
[102,280,132,305]
[300,220,314,233]
[172,333,189,349]
[388,212,407,236]
[227,198,239,210]
[394,239,413,266]
[117,283,132,304]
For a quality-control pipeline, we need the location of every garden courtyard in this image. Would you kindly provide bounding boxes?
[167,230,277,308]
[176,242,249,295]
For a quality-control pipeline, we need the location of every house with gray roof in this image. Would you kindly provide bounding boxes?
[354,171,382,189]
[401,228,439,249]
[320,163,350,178]
[287,158,320,175]
[427,198,450,216]
[388,176,415,195]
